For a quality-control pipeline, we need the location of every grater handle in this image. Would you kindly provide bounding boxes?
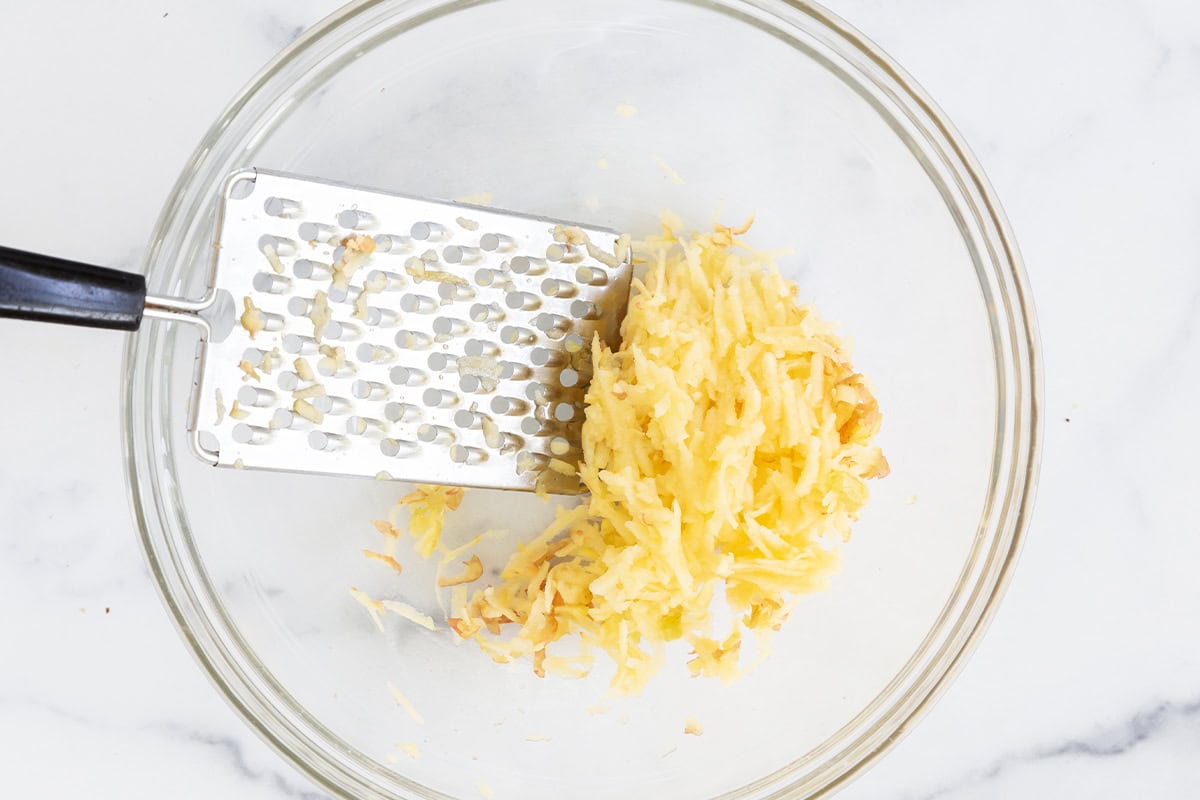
[0,245,147,331]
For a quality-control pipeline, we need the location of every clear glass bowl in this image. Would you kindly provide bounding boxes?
[124,1,1041,798]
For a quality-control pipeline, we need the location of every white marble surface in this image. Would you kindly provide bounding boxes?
[1,1,1198,798]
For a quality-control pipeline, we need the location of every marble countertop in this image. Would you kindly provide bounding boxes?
[2,1,1197,798]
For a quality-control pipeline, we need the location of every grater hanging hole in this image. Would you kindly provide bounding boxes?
[229,177,256,200]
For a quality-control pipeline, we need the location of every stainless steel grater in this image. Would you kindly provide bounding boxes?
[0,168,634,494]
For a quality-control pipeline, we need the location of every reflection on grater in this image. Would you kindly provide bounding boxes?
[193,169,634,493]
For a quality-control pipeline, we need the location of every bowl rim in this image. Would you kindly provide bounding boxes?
[123,1,1043,798]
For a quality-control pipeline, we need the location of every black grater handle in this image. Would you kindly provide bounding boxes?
[0,245,147,331]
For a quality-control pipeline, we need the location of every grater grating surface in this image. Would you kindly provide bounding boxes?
[190,169,633,493]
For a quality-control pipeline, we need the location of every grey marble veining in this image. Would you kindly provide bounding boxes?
[891,695,1200,800]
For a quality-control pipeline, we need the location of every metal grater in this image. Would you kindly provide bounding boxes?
[180,169,633,493]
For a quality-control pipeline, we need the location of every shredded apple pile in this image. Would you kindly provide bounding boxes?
[357,217,888,694]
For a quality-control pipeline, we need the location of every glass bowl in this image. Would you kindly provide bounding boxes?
[124,1,1041,798]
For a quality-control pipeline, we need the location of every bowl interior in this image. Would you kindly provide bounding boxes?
[132,1,1028,798]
